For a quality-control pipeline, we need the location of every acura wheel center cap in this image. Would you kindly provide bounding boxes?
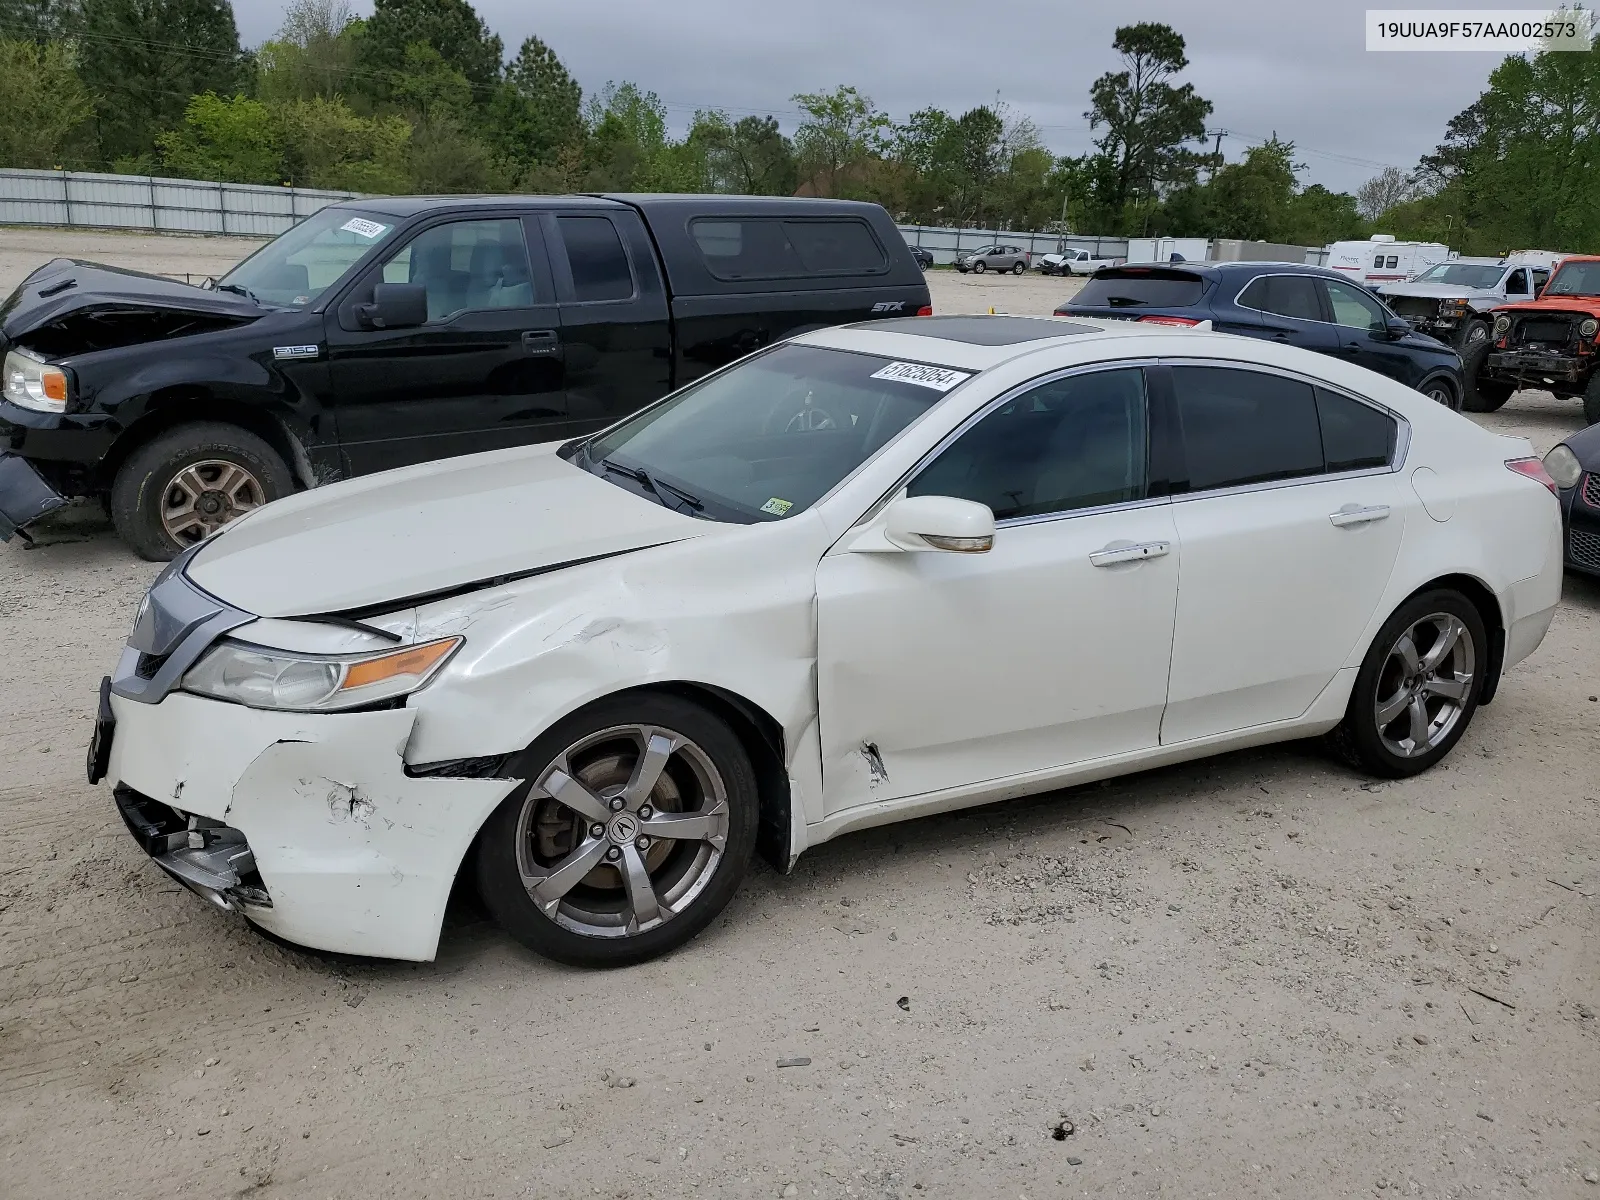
[607,812,640,844]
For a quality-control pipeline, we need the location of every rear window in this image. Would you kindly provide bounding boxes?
[1074,269,1206,308]
[690,218,887,280]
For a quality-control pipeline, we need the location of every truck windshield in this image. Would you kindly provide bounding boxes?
[1543,261,1600,297]
[577,344,955,524]
[1415,263,1505,288]
[216,208,398,308]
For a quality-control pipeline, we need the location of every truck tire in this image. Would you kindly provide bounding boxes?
[111,422,292,562]
[1459,341,1514,414]
[1586,375,1600,426]
[1457,319,1490,350]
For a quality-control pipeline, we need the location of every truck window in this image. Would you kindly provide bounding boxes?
[1505,268,1529,294]
[1532,268,1550,292]
[377,219,534,321]
[558,216,635,302]
[690,218,887,280]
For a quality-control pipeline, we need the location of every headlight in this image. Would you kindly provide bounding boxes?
[1581,318,1598,339]
[1493,314,1511,337]
[182,636,462,712]
[3,347,68,413]
[1544,443,1583,490]
[1440,298,1468,313]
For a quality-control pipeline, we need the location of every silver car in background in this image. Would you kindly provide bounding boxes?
[955,244,1030,275]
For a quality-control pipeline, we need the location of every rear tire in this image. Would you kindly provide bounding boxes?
[1011,261,1025,275]
[110,422,291,562]
[1460,341,1514,413]
[1584,374,1600,426]
[1420,376,1461,412]
[1328,589,1487,778]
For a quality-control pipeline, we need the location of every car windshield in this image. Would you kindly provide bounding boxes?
[577,344,959,524]
[1543,261,1600,297]
[1413,263,1503,288]
[216,208,399,308]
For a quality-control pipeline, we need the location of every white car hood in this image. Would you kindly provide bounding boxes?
[186,444,709,617]
[1379,282,1496,301]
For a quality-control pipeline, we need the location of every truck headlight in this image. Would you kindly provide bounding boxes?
[1544,443,1582,490]
[182,636,462,712]
[1493,314,1511,337]
[1581,318,1598,339]
[1440,299,1468,314]
[3,347,68,413]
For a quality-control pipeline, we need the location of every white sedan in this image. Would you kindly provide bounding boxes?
[93,315,1564,966]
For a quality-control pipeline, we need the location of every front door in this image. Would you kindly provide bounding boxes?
[1160,364,1408,743]
[1322,277,1417,385]
[815,366,1180,812]
[325,215,567,475]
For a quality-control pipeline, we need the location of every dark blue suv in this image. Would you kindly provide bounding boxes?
[1056,262,1464,410]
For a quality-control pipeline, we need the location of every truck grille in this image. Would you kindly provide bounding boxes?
[1571,527,1600,571]
[1512,315,1578,351]
[1388,296,1439,320]
[1583,472,1600,509]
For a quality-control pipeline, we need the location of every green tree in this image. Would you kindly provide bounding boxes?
[155,91,281,183]
[79,0,249,165]
[582,81,682,190]
[1283,183,1365,246]
[0,37,96,167]
[0,0,78,41]
[256,0,361,104]
[694,113,795,195]
[484,35,582,172]
[792,85,889,197]
[276,97,410,191]
[389,41,473,119]
[1085,22,1212,225]
[408,111,506,191]
[358,0,501,101]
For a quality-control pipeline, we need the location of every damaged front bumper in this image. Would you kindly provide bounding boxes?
[1485,349,1589,387]
[106,691,519,961]
[0,451,68,542]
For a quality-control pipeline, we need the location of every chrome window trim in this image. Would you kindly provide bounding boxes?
[1232,271,1328,326]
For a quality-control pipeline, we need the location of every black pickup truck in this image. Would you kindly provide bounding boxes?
[0,193,930,558]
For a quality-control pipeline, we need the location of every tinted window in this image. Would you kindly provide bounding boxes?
[559,216,634,302]
[1532,268,1551,291]
[1173,367,1323,491]
[379,219,533,320]
[1317,387,1396,472]
[691,218,885,280]
[1324,279,1387,330]
[1238,274,1322,321]
[1505,268,1529,293]
[1075,269,1206,308]
[1385,256,1399,269]
[909,369,1147,520]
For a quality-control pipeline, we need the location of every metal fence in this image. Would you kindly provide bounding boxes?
[0,168,359,237]
[897,224,1128,266]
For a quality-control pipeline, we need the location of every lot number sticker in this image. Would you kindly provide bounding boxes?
[760,497,794,516]
[869,362,972,391]
[340,217,389,239]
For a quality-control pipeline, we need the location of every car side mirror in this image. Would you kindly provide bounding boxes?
[875,495,995,553]
[358,282,427,330]
[1383,317,1411,340]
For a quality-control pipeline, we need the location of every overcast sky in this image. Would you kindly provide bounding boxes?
[234,0,1517,194]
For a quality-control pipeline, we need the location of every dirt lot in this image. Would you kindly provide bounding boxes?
[1,231,1598,1199]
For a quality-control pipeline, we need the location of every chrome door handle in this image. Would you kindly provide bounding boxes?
[1329,504,1390,527]
[1089,540,1171,567]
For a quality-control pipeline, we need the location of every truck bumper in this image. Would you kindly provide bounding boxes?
[0,451,68,541]
[1485,350,1588,387]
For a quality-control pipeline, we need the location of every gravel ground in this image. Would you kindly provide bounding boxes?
[2,232,1598,1199]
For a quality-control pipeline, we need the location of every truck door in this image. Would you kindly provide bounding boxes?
[540,209,672,435]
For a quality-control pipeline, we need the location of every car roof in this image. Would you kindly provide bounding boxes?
[795,313,1196,371]
[339,193,888,219]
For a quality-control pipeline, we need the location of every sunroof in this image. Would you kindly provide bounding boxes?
[851,315,1098,345]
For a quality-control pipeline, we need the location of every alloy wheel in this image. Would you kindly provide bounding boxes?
[1425,383,1455,408]
[514,724,730,938]
[1373,613,1475,758]
[160,459,267,546]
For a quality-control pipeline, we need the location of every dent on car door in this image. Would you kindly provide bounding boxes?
[815,366,1180,812]
[325,215,567,474]
[1161,365,1407,742]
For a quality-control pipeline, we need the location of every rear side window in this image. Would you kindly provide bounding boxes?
[1075,269,1205,308]
[558,216,634,302]
[690,217,886,280]
[1317,387,1396,472]
[1172,367,1324,491]
[1237,274,1322,321]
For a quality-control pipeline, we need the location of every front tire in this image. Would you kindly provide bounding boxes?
[1330,590,1487,778]
[1457,319,1490,351]
[972,260,986,274]
[476,693,759,967]
[1460,341,1515,413]
[110,422,291,561]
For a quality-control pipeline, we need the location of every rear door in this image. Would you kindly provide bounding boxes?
[1227,273,1338,352]
[542,209,673,435]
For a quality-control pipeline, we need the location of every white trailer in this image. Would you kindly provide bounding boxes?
[1325,234,1452,285]
[1125,237,1211,264]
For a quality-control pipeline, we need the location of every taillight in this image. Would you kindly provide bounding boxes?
[916,305,932,316]
[1136,315,1201,327]
[1506,456,1559,496]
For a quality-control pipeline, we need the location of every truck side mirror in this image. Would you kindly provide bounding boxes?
[358,283,428,330]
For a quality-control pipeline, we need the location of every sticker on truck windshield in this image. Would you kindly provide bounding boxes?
[759,497,793,516]
[869,362,972,391]
[340,217,389,239]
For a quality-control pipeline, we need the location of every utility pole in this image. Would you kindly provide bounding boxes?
[1207,129,1227,180]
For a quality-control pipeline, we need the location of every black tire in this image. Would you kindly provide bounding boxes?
[1419,375,1462,412]
[1011,261,1025,275]
[1456,319,1490,351]
[110,422,292,562]
[1460,340,1515,413]
[1584,374,1600,426]
[973,260,986,274]
[1328,589,1488,779]
[476,693,759,968]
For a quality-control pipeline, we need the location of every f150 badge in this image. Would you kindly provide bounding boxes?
[272,345,321,360]
[870,301,905,313]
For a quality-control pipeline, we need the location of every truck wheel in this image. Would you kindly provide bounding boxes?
[1586,375,1600,426]
[1457,320,1490,350]
[110,422,291,561]
[1459,341,1515,414]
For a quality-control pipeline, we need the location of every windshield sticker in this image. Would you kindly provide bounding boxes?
[340,217,389,239]
[869,361,972,391]
[759,497,793,516]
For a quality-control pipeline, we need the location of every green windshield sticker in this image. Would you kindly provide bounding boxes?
[760,497,793,516]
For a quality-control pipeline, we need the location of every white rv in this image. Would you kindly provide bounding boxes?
[1325,235,1452,286]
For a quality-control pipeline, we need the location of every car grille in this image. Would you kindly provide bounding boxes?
[1571,526,1600,570]
[1389,296,1439,320]
[1583,472,1600,509]
[1512,315,1578,351]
